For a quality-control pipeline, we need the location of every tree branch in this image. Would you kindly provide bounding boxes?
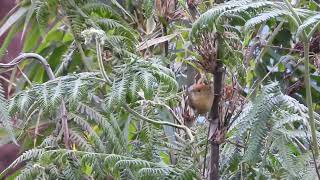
[0,53,55,80]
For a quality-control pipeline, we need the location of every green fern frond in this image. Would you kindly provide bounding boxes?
[169,166,198,180]
[49,78,64,109]
[0,83,16,143]
[97,19,137,45]
[37,83,50,108]
[68,77,88,105]
[39,135,59,148]
[270,136,310,179]
[244,10,291,31]
[152,70,178,93]
[106,76,129,110]
[104,35,126,48]
[138,167,170,177]
[243,115,269,164]
[77,102,123,153]
[71,113,106,152]
[104,154,127,164]
[273,112,307,128]
[82,2,121,20]
[137,71,157,99]
[243,93,283,164]
[115,159,153,169]
[296,14,320,39]
[55,42,77,76]
[10,149,45,168]
[108,115,127,148]
[220,143,241,174]
[69,130,94,152]
[16,164,44,180]
[35,1,50,33]
[191,0,268,38]
[142,0,154,18]
[127,73,140,102]
[216,1,275,22]
[9,73,98,115]
[15,91,35,114]
[62,164,82,180]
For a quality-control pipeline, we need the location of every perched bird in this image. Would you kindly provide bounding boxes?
[188,83,214,115]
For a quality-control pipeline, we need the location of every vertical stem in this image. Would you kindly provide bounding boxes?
[284,0,319,160]
[209,141,220,180]
[162,22,169,57]
[61,100,70,149]
[96,39,111,84]
[209,61,224,180]
[304,42,319,157]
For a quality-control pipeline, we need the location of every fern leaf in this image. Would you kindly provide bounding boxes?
[142,0,154,18]
[34,83,51,111]
[49,78,63,108]
[35,1,49,34]
[106,77,129,110]
[127,73,140,102]
[296,14,320,39]
[68,77,88,105]
[138,167,170,177]
[97,19,137,43]
[191,0,259,37]
[245,10,291,31]
[0,83,16,143]
[69,130,94,152]
[82,2,121,20]
[115,159,153,169]
[77,102,123,153]
[17,91,35,114]
[137,72,157,99]
[16,164,44,180]
[217,1,276,22]
[152,70,178,93]
[10,149,45,168]
[72,113,106,152]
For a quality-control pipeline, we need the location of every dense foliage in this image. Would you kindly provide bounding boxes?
[0,0,320,179]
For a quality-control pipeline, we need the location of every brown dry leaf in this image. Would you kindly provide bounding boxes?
[137,32,180,51]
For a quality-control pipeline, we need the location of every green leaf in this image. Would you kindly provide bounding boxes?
[0,7,28,37]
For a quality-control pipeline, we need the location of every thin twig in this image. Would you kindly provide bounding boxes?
[123,104,194,142]
[256,22,284,63]
[225,139,245,148]
[139,100,184,125]
[0,53,55,80]
[0,75,16,87]
[96,39,112,84]
[17,66,32,86]
[203,126,210,177]
[33,109,43,148]
[60,100,70,149]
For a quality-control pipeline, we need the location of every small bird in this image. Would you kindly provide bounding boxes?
[188,83,214,115]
